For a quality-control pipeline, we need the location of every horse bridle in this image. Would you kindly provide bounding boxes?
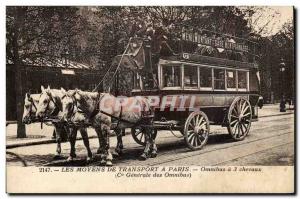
[26,97,38,121]
[42,92,60,117]
[62,94,81,121]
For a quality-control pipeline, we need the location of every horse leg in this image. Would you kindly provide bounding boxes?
[102,124,113,166]
[67,127,77,162]
[95,128,106,165]
[150,130,158,158]
[79,128,93,163]
[95,127,105,155]
[140,128,151,160]
[114,128,124,156]
[52,124,62,158]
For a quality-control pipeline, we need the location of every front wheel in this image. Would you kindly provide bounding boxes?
[184,111,210,150]
[131,127,158,146]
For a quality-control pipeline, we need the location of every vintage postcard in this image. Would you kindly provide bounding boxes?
[6,6,295,193]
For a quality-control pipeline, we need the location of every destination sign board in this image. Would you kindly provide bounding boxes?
[181,30,249,52]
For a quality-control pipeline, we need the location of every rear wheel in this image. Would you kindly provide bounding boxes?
[184,111,210,150]
[227,97,252,141]
[131,127,158,146]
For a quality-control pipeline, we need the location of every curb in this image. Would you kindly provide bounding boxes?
[6,132,131,149]
[259,112,294,118]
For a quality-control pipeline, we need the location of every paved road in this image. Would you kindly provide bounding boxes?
[6,113,294,167]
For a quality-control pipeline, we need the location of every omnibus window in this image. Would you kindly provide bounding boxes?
[226,70,236,89]
[163,65,181,87]
[214,69,225,90]
[184,66,198,88]
[200,67,212,88]
[238,71,247,89]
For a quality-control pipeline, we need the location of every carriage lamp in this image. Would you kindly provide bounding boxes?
[279,59,286,112]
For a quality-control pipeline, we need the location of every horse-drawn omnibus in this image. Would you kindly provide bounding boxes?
[115,26,262,150]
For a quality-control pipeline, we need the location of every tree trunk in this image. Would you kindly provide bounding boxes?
[15,66,26,138]
[11,7,26,138]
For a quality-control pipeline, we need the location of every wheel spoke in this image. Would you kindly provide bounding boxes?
[140,133,144,141]
[240,124,245,135]
[237,124,241,137]
[231,115,238,119]
[199,121,207,129]
[230,119,238,126]
[189,123,195,129]
[197,116,203,126]
[192,117,197,126]
[135,131,142,136]
[196,115,200,126]
[241,100,246,112]
[233,106,238,115]
[237,100,242,114]
[190,134,196,145]
[241,105,250,115]
[199,133,205,142]
[243,112,251,118]
[233,122,239,135]
[188,132,194,141]
[193,134,199,146]
[241,122,248,132]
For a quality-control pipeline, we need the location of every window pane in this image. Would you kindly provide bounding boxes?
[214,69,225,90]
[200,67,212,87]
[227,70,236,89]
[184,66,198,87]
[238,71,247,89]
[163,66,181,87]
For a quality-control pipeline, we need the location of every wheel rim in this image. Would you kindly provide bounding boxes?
[133,128,145,145]
[131,128,157,146]
[228,97,252,140]
[184,111,209,150]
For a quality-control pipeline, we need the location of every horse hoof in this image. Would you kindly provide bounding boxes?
[100,159,106,166]
[115,149,123,156]
[106,160,113,167]
[67,157,74,162]
[53,154,61,160]
[97,148,104,154]
[112,151,120,158]
[150,152,157,158]
[139,153,148,161]
[86,157,92,163]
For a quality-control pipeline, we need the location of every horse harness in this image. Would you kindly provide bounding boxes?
[40,92,61,119]
[27,97,38,116]
[69,93,140,127]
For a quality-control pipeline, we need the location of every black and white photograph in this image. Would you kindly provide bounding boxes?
[5,6,295,193]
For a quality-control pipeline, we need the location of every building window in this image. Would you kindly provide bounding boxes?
[162,65,181,87]
[200,67,212,88]
[214,68,225,90]
[226,70,237,89]
[184,65,198,88]
[238,71,247,89]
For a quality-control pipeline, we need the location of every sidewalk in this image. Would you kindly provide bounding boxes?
[6,103,294,149]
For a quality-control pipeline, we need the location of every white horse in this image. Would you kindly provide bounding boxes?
[60,88,157,166]
[35,86,93,162]
[22,92,67,157]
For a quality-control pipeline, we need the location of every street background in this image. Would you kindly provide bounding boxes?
[6,103,294,166]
